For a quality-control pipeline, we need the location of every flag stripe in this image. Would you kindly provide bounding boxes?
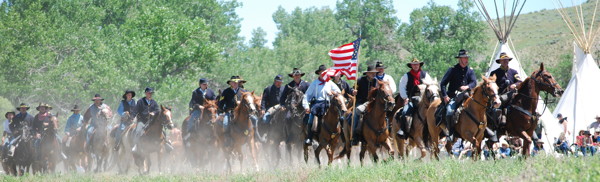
[328,38,361,80]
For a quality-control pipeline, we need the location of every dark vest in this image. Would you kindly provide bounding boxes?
[405,71,427,98]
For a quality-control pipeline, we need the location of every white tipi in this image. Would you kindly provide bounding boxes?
[553,0,600,143]
[474,0,558,150]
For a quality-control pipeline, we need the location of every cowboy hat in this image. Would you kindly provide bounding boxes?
[36,103,52,111]
[16,103,30,110]
[199,78,209,84]
[226,76,242,85]
[375,61,387,69]
[122,90,136,100]
[406,58,424,68]
[5,111,15,118]
[495,52,513,63]
[455,49,469,58]
[236,76,248,83]
[362,65,378,75]
[92,94,104,101]
[144,87,155,93]
[315,65,327,75]
[288,68,305,77]
[70,105,81,112]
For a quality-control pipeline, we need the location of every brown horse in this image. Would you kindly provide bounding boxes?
[112,112,137,174]
[423,82,448,160]
[503,63,563,157]
[33,115,61,174]
[222,91,260,172]
[85,108,112,173]
[447,75,501,160]
[359,80,395,164]
[313,93,347,165]
[63,124,87,172]
[393,83,436,160]
[3,120,35,176]
[132,105,174,174]
[182,100,219,169]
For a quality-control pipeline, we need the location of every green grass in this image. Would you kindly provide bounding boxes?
[3,156,600,181]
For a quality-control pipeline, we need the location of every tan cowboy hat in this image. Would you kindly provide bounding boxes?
[36,103,53,111]
[495,52,513,63]
[288,68,306,77]
[362,65,378,75]
[406,58,424,68]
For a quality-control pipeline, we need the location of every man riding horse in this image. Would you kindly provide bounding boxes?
[132,87,173,152]
[14,103,34,130]
[113,90,137,151]
[31,103,58,160]
[489,52,522,142]
[261,75,285,124]
[303,65,341,145]
[63,105,83,147]
[350,65,379,145]
[4,103,33,158]
[439,50,478,141]
[187,78,217,135]
[396,58,432,139]
[83,94,113,150]
[218,76,261,141]
[333,72,354,100]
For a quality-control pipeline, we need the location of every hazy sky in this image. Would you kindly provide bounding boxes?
[236,0,582,47]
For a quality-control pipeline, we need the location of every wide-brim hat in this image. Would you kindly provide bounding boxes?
[92,94,104,101]
[16,103,30,110]
[288,68,305,77]
[375,61,387,69]
[227,76,242,84]
[584,130,592,135]
[199,78,208,84]
[36,103,52,111]
[495,52,513,63]
[5,111,15,118]
[455,49,470,58]
[123,90,136,99]
[71,105,81,112]
[363,65,378,75]
[144,87,155,93]
[237,76,247,83]
[315,65,327,75]
[406,58,424,68]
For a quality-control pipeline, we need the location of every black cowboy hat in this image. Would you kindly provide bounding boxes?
[199,78,208,84]
[122,90,136,100]
[92,94,104,101]
[375,61,387,69]
[455,49,470,58]
[145,87,155,93]
[406,58,424,68]
[226,76,242,85]
[495,52,513,63]
[236,76,248,83]
[16,103,30,110]
[71,105,81,112]
[5,111,15,118]
[288,68,305,77]
[315,65,327,75]
[362,65,378,75]
[584,130,592,136]
[36,103,52,111]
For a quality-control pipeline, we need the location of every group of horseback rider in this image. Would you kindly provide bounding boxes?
[2,49,522,158]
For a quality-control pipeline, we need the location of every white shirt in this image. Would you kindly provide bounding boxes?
[302,79,341,109]
[3,119,11,134]
[377,74,397,94]
[398,72,432,99]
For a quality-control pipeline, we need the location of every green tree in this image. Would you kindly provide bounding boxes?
[249,27,267,48]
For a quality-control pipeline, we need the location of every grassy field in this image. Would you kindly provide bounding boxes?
[2,155,599,182]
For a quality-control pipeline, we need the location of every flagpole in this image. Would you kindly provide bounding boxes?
[349,37,362,143]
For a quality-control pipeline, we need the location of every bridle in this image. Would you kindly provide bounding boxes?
[376,85,394,111]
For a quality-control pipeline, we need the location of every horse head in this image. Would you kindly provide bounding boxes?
[160,105,174,130]
[331,92,348,115]
[531,63,563,97]
[482,75,501,108]
[423,79,441,106]
[203,100,219,123]
[369,80,395,111]
[285,86,305,117]
[240,91,258,115]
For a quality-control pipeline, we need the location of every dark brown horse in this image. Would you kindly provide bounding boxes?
[182,100,219,168]
[63,124,87,172]
[3,120,35,176]
[222,91,260,172]
[132,105,174,174]
[264,86,304,167]
[359,80,395,164]
[313,93,347,165]
[112,112,137,174]
[85,108,112,173]
[503,63,563,157]
[447,75,501,160]
[33,115,61,174]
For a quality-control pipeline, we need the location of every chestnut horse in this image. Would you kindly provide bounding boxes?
[182,100,219,168]
[503,63,562,157]
[222,91,260,172]
[132,105,174,174]
[313,93,347,165]
[447,75,501,160]
[359,80,395,164]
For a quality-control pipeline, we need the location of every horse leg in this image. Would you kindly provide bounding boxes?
[314,143,324,166]
[397,138,406,160]
[381,140,393,162]
[359,143,367,166]
[249,138,259,171]
[303,142,309,163]
[327,140,337,165]
[368,143,379,164]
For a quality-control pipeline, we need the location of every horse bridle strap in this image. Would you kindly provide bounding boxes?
[320,119,340,139]
[509,105,532,117]
[464,109,485,127]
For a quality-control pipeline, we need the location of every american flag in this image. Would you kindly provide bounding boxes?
[329,38,361,80]
[319,68,339,83]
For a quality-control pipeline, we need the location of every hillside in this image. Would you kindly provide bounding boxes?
[484,1,600,73]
